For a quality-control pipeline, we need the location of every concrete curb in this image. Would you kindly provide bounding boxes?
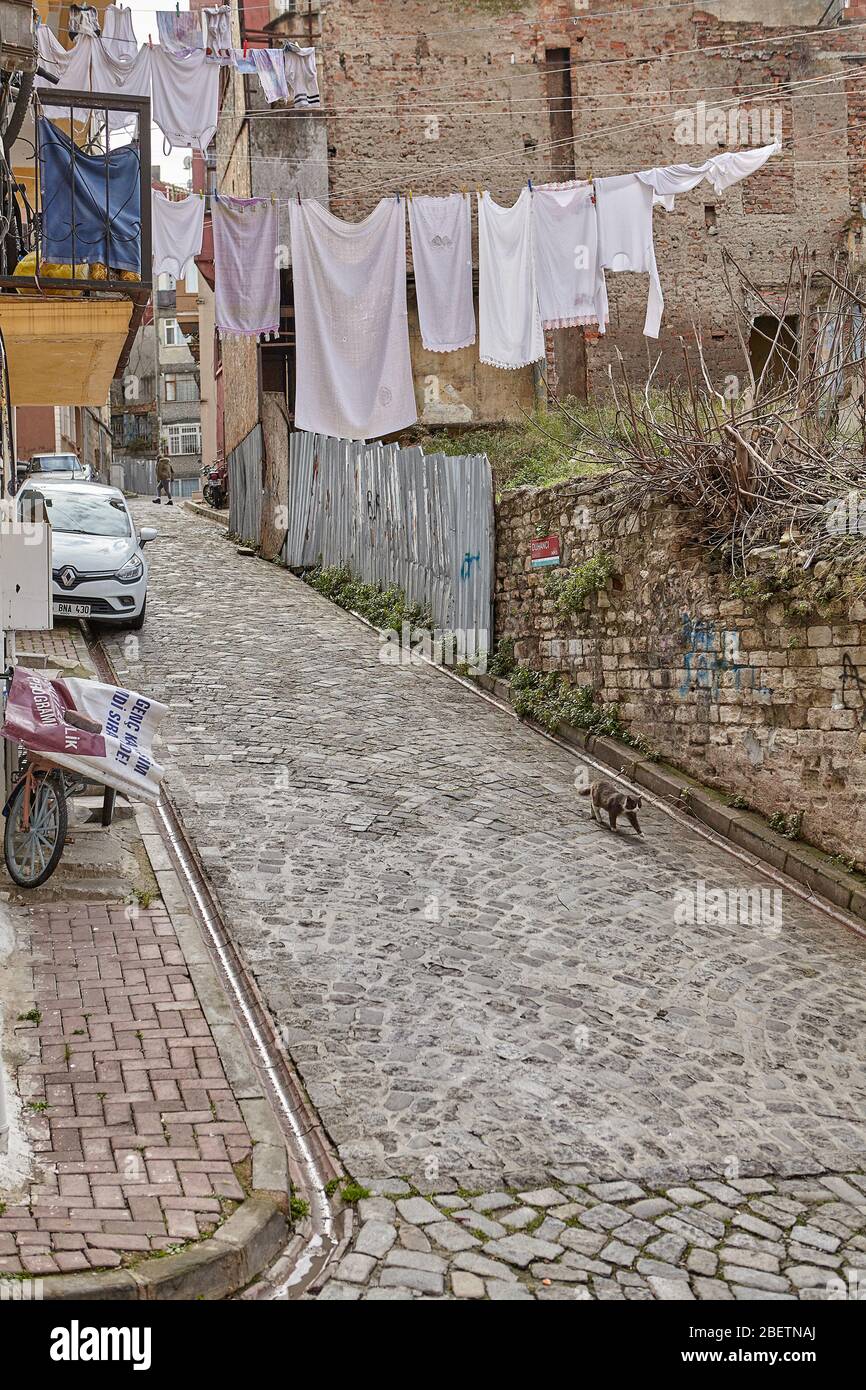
[184,500,229,527]
[476,672,866,928]
[33,803,293,1301]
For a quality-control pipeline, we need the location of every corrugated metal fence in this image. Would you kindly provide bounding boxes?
[110,459,198,499]
[283,432,494,645]
[228,424,264,545]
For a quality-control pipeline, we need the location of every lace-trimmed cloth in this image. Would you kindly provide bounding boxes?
[477,189,544,370]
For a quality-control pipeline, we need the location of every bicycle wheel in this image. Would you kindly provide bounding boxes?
[3,772,68,888]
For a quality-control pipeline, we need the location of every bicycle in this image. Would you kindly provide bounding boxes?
[2,752,69,888]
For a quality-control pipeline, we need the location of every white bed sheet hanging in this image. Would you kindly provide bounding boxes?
[289,197,417,440]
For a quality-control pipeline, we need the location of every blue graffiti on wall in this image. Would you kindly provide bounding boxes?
[679,616,771,700]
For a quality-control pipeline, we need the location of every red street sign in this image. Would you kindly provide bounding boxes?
[531,535,560,568]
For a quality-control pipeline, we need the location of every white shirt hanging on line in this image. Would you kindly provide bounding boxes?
[35,23,96,121]
[151,189,205,281]
[289,197,418,440]
[408,194,476,353]
[252,49,289,105]
[477,188,544,369]
[636,141,781,210]
[150,44,219,151]
[533,183,608,332]
[594,174,665,339]
[284,47,320,107]
[88,36,152,133]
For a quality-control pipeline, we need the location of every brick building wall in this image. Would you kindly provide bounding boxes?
[495,478,866,866]
[315,0,862,399]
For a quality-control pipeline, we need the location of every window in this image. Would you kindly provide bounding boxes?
[166,423,201,456]
[184,264,199,293]
[164,373,199,403]
[158,272,176,291]
[163,318,184,347]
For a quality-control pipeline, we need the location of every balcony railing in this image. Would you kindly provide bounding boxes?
[0,88,152,299]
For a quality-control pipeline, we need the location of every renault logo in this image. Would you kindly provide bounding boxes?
[59,567,77,589]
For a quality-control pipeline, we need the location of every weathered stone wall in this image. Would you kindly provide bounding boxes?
[495,479,866,864]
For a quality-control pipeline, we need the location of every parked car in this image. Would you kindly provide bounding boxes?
[16,480,157,629]
[25,452,93,483]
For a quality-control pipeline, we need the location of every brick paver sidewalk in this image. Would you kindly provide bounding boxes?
[1,900,251,1276]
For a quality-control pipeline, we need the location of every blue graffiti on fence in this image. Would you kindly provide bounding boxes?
[678,615,771,700]
[461,552,480,580]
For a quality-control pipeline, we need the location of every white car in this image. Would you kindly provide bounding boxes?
[26,452,94,483]
[17,480,156,629]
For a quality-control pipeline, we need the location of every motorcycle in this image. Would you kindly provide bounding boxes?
[201,460,228,511]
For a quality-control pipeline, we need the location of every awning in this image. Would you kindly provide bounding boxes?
[0,297,133,405]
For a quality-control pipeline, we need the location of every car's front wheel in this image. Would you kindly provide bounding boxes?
[124,598,147,631]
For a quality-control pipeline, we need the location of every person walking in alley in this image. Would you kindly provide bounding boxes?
[154,454,174,505]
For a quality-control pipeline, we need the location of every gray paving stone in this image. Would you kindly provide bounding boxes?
[536,1217,566,1242]
[337,1253,376,1285]
[398,1225,432,1253]
[453,1251,518,1281]
[531,1262,588,1282]
[648,1276,695,1301]
[379,1267,444,1295]
[729,1284,795,1301]
[577,1203,631,1232]
[484,1234,564,1268]
[501,1207,538,1231]
[550,1203,586,1221]
[628,1198,675,1220]
[637,1258,691,1281]
[665,1187,709,1205]
[693,1277,734,1300]
[396,1197,444,1226]
[587,1181,645,1202]
[559,1228,608,1256]
[819,1176,866,1207]
[599,1240,639,1267]
[451,1271,485,1299]
[720,1246,780,1274]
[786,1264,835,1289]
[787,1242,839,1269]
[316,1280,363,1300]
[385,1249,447,1275]
[358,1197,396,1224]
[458,1212,507,1239]
[687,1249,718,1277]
[428,1222,481,1253]
[721,1265,792,1293]
[354,1221,397,1260]
[792,1225,841,1253]
[645,1233,687,1263]
[435,1194,468,1211]
[470,1191,515,1213]
[696,1181,744,1204]
[368,1180,411,1197]
[486,1279,534,1300]
[516,1187,563,1208]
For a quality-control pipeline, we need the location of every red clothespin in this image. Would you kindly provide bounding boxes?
[148,34,153,48]
[297,191,301,205]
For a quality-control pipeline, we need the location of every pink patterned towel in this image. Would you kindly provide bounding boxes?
[213,195,281,340]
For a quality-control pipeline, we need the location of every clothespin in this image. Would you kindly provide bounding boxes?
[175,2,180,13]
[407,189,413,202]
[297,190,301,205]
[528,178,533,193]
[148,34,152,47]
[396,191,400,203]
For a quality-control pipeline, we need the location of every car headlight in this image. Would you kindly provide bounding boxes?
[116,554,144,584]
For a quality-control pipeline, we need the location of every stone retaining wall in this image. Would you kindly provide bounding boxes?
[495,480,866,865]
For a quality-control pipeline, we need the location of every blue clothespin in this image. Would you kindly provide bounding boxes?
[528,178,533,192]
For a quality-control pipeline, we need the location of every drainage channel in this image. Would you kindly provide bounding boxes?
[84,625,342,1299]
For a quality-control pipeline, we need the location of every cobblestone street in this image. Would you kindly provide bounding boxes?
[103,503,866,1200]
